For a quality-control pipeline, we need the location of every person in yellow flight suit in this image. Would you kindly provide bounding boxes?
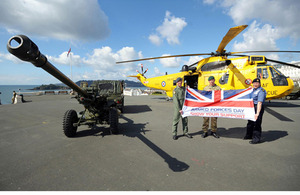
[172,77,193,140]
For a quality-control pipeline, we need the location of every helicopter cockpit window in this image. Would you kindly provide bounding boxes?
[219,73,229,85]
[272,66,284,76]
[262,68,269,79]
[269,67,280,78]
[269,67,288,86]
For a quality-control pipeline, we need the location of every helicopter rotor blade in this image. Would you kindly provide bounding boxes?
[266,58,300,69]
[216,25,248,53]
[229,54,249,57]
[116,53,212,64]
[230,50,300,55]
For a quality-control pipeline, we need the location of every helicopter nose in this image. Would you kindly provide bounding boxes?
[288,77,295,90]
[283,77,295,96]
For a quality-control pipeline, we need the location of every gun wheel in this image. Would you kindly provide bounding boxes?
[109,107,119,134]
[63,109,78,137]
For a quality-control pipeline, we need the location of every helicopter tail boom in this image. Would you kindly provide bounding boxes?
[128,73,147,85]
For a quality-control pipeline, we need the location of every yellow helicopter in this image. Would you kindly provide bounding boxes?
[117,25,300,100]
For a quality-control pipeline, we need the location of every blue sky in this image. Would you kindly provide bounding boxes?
[0,0,300,85]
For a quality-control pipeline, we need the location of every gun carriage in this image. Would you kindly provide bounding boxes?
[7,35,124,137]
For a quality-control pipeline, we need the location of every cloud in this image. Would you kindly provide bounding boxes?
[154,67,163,75]
[208,0,300,40]
[233,21,280,51]
[3,44,144,81]
[203,0,217,4]
[148,34,162,46]
[159,54,182,67]
[0,0,110,41]
[81,46,143,79]
[204,0,300,59]
[159,55,205,68]
[45,46,143,76]
[222,0,300,39]
[149,11,187,45]
[0,52,23,64]
[183,56,204,66]
[47,52,82,66]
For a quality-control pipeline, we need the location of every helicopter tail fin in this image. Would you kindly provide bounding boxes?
[128,75,140,78]
[128,73,146,83]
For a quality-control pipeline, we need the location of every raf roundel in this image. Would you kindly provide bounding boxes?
[161,81,166,87]
[245,79,252,85]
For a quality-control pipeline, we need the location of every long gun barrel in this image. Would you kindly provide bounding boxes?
[7,35,88,97]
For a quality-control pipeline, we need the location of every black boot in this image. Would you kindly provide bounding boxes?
[201,132,208,138]
[184,133,193,138]
[211,132,220,138]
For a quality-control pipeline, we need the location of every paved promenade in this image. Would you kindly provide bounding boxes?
[0,95,299,190]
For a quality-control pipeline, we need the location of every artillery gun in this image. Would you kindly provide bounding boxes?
[7,35,124,137]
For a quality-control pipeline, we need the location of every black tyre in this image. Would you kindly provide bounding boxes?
[109,107,119,134]
[63,109,78,137]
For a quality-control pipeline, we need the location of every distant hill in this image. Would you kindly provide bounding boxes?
[75,80,144,87]
[32,84,70,90]
[33,80,144,90]
[124,80,144,87]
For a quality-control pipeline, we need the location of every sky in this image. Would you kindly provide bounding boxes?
[0,0,300,85]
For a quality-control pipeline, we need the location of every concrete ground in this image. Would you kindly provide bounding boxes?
[0,94,299,191]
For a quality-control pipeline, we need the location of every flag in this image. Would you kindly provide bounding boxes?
[182,87,255,121]
[67,48,71,57]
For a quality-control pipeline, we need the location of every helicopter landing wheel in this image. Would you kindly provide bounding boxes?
[109,107,119,134]
[63,109,79,137]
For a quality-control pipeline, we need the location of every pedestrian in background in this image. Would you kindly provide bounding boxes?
[11,91,17,104]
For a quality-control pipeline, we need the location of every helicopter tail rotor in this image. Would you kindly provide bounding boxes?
[136,64,149,76]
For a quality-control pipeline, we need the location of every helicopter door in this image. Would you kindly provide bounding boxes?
[257,67,269,79]
[257,67,272,89]
[257,68,262,79]
[184,75,198,89]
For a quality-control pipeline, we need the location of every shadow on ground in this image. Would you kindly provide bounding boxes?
[190,127,288,143]
[123,105,152,114]
[264,107,294,122]
[264,100,300,108]
[72,104,189,172]
[219,127,288,142]
[120,115,189,172]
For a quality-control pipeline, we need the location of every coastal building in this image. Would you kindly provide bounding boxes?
[274,62,300,84]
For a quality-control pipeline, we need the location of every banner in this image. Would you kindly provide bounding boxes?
[181,87,255,121]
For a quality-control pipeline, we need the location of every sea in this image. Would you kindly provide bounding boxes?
[0,85,149,105]
[0,85,39,105]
